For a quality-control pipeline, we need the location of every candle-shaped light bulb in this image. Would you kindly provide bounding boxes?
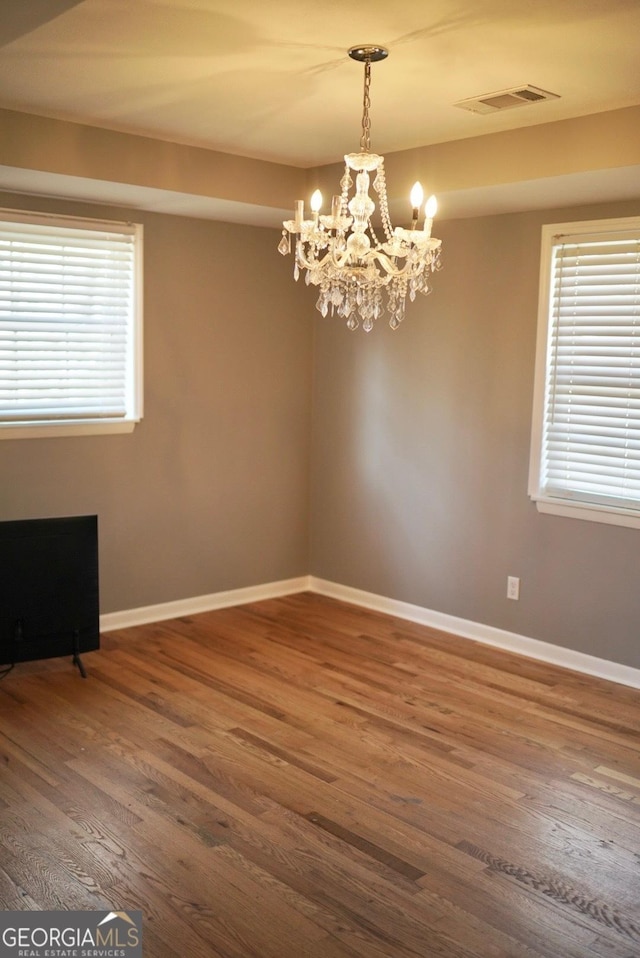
[294,200,304,230]
[310,189,323,213]
[410,181,423,230]
[424,194,437,238]
[410,181,424,210]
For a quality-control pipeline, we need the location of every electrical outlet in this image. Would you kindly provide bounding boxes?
[507,576,520,600]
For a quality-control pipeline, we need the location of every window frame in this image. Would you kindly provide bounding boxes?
[0,208,143,440]
[528,215,640,530]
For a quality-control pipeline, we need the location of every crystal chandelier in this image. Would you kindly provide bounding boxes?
[278,45,442,331]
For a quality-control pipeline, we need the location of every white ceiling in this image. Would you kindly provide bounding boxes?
[0,0,639,222]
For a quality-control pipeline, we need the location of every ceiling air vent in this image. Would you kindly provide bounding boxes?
[455,85,560,115]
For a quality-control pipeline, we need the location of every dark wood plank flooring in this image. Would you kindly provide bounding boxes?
[1,592,639,957]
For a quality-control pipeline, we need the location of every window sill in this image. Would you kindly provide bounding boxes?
[533,497,640,530]
[0,420,139,440]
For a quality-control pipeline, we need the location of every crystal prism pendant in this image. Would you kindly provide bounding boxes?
[278,232,290,256]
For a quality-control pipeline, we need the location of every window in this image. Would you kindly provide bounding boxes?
[0,209,143,439]
[529,216,640,528]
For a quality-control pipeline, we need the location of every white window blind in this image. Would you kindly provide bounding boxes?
[0,209,142,437]
[529,217,640,527]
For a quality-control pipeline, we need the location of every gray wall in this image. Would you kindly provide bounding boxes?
[0,193,313,613]
[309,199,640,670]
[2,190,639,670]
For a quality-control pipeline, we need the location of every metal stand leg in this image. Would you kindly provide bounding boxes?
[72,629,87,678]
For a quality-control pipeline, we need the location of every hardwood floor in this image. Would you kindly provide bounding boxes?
[1,592,639,957]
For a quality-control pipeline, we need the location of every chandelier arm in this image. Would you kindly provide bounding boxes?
[294,245,320,272]
[328,245,352,270]
[369,249,432,278]
[296,244,359,273]
[295,243,435,279]
[370,249,409,277]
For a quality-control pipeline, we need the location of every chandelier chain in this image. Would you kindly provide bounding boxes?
[360,58,372,152]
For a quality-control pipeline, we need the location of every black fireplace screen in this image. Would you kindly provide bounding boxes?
[0,514,99,667]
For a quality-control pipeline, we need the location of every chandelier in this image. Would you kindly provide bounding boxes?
[278,45,442,331]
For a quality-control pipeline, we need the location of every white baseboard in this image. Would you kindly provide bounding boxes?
[309,577,640,691]
[100,573,640,690]
[100,576,311,632]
